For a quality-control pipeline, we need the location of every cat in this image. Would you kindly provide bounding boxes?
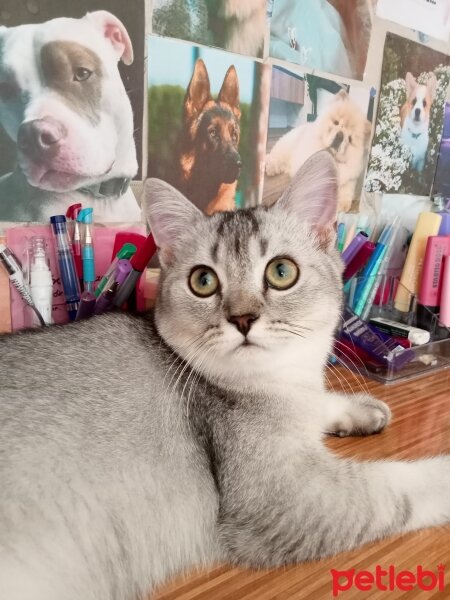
[0,151,449,600]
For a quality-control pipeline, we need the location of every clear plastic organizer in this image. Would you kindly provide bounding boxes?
[333,274,450,384]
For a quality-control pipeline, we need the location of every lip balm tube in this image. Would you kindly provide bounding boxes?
[50,215,81,321]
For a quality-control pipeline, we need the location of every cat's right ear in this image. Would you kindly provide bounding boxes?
[143,179,204,266]
[274,151,338,247]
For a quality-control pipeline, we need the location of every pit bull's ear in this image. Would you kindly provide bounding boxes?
[218,65,240,119]
[184,59,211,121]
[274,151,338,248]
[143,178,204,267]
[427,73,437,101]
[86,11,134,65]
[405,72,417,96]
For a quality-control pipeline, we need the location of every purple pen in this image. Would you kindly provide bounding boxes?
[341,231,369,266]
[95,259,132,315]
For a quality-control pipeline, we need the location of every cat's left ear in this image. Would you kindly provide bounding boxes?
[275,151,338,247]
[143,179,204,266]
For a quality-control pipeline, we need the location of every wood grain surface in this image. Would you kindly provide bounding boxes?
[153,368,450,599]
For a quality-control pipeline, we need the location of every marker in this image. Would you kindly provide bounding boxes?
[50,215,81,321]
[0,244,46,327]
[76,208,96,320]
[417,236,450,330]
[113,233,157,309]
[438,255,450,328]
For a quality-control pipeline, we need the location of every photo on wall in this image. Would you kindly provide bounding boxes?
[0,0,145,223]
[263,66,375,213]
[147,35,271,213]
[152,0,266,59]
[376,0,450,44]
[269,0,373,80]
[432,102,450,199]
[365,33,450,196]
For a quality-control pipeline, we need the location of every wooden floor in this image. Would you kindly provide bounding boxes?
[153,368,450,599]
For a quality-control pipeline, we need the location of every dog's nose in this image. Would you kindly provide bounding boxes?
[18,118,65,160]
[331,131,344,150]
[415,108,421,120]
[228,313,259,336]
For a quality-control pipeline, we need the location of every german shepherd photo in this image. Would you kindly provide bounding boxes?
[147,36,270,211]
[178,58,241,214]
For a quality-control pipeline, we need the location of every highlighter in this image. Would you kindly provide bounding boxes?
[394,212,442,313]
[95,243,136,297]
[438,255,450,328]
[76,208,96,320]
[417,236,450,330]
[343,240,376,282]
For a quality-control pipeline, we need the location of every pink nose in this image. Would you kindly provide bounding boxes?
[17,118,66,161]
[228,313,259,336]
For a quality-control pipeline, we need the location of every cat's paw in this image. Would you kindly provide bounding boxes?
[332,394,392,437]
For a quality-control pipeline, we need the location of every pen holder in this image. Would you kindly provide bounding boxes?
[337,275,450,384]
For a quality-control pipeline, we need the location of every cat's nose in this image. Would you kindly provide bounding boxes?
[228,313,259,336]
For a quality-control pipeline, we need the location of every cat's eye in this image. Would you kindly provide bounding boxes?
[189,266,219,297]
[265,257,299,290]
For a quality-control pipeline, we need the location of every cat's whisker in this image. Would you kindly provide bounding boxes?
[331,348,372,397]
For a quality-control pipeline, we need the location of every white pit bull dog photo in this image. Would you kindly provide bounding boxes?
[0,10,141,222]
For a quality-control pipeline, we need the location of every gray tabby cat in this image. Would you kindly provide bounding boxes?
[0,152,449,600]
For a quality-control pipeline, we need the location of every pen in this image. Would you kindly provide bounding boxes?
[66,203,83,289]
[0,243,46,327]
[95,243,136,297]
[76,208,96,320]
[50,215,81,321]
[113,233,157,309]
[95,259,133,315]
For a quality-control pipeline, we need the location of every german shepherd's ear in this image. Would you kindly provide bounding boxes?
[184,59,211,121]
[218,65,241,119]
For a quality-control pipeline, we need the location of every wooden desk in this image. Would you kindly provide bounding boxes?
[153,369,450,599]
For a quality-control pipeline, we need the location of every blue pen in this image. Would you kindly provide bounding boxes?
[76,208,96,320]
[50,215,81,321]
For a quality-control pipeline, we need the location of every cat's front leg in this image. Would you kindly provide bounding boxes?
[322,392,391,437]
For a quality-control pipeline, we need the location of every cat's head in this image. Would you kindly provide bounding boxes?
[144,152,343,391]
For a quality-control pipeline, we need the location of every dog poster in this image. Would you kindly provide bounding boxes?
[152,0,266,59]
[432,103,450,199]
[0,0,145,222]
[269,0,373,80]
[376,0,450,43]
[263,66,374,212]
[365,33,450,196]
[147,35,271,213]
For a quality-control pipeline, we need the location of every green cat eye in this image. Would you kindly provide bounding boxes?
[265,257,299,290]
[189,266,219,297]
